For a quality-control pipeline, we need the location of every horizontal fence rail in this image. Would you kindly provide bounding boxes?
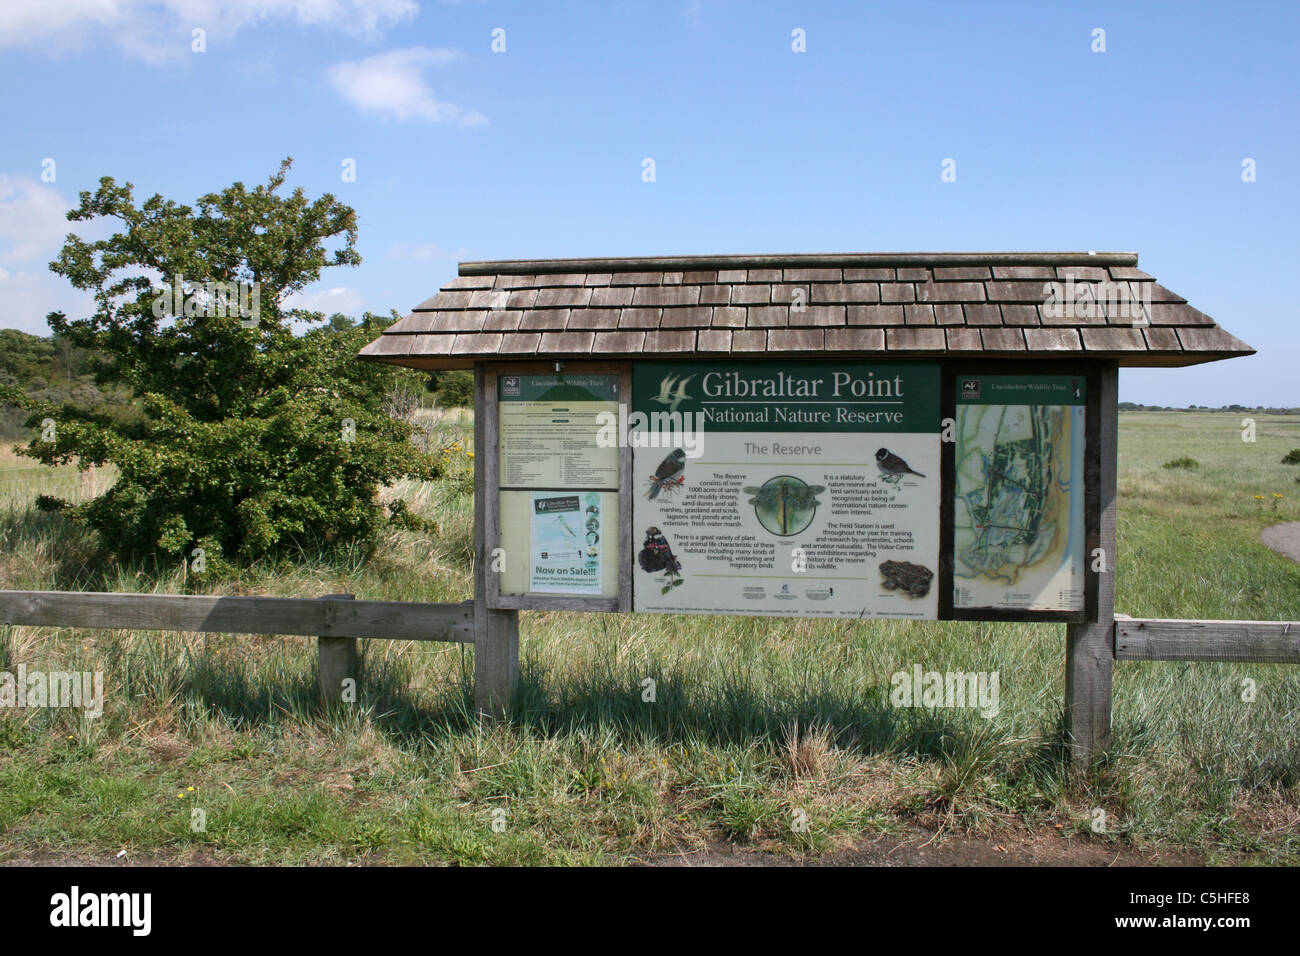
[0,590,475,644]
[1115,615,1300,663]
[6,591,1298,729]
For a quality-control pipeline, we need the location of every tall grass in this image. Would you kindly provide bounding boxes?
[0,411,1297,864]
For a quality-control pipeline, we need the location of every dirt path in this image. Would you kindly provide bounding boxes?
[1262,522,1300,563]
[641,826,1211,867]
[4,826,1220,867]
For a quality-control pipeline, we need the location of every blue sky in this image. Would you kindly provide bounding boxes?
[0,0,1296,405]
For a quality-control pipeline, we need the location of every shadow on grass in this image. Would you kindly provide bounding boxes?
[512,664,907,751]
[144,639,1075,781]
[140,642,475,734]
[508,651,1080,768]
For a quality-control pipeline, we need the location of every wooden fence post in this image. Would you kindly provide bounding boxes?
[318,593,357,705]
[472,365,519,718]
[1065,363,1117,762]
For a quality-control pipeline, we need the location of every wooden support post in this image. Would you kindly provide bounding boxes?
[472,365,519,718]
[1066,362,1118,762]
[318,593,357,706]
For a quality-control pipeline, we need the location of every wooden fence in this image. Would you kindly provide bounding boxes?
[0,590,473,707]
[1114,615,1300,663]
[1,590,1296,745]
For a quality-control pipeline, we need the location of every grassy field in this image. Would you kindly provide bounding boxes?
[0,411,1298,865]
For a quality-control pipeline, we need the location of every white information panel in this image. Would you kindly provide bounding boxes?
[630,361,941,619]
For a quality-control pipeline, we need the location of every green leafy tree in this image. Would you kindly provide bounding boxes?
[430,369,474,408]
[16,159,438,567]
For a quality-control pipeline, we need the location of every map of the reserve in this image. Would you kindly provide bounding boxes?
[953,377,1086,611]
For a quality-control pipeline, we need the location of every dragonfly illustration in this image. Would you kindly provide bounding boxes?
[743,478,826,535]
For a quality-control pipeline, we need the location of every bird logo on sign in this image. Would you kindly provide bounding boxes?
[651,374,694,413]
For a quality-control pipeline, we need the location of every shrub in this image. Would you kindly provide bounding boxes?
[14,160,439,564]
[1162,457,1198,470]
[432,370,474,409]
[1282,449,1300,465]
[387,498,440,534]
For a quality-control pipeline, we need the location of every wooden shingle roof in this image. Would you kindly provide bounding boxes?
[359,252,1253,370]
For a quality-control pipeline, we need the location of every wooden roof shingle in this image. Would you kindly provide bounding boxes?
[359,252,1254,369]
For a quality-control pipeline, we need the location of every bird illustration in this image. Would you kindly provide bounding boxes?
[651,375,679,405]
[646,448,687,499]
[876,448,925,481]
[666,375,694,412]
[637,527,681,575]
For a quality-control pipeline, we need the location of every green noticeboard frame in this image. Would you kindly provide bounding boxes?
[940,361,1098,624]
[482,357,1102,625]
[483,361,634,613]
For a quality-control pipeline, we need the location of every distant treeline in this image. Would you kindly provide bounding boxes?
[0,328,138,441]
[1119,402,1300,414]
[0,322,474,442]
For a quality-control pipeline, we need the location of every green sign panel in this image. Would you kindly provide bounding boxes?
[630,361,940,434]
[953,374,1087,613]
[499,373,619,403]
[631,361,941,620]
[956,375,1085,406]
[496,373,621,601]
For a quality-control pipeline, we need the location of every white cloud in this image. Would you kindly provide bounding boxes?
[0,268,98,335]
[0,176,73,264]
[0,0,418,63]
[0,176,99,335]
[285,285,365,316]
[328,47,488,126]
